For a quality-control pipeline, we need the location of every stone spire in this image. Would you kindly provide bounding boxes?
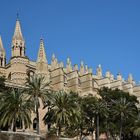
[80,61,85,75]
[128,74,133,84]
[117,73,122,81]
[37,38,47,63]
[85,65,88,73]
[0,36,5,54]
[106,71,111,78]
[12,16,25,57]
[36,38,48,78]
[0,36,6,67]
[13,18,24,41]
[52,53,55,61]
[51,53,59,70]
[96,64,102,78]
[66,57,72,72]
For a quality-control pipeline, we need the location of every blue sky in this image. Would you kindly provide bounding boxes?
[0,0,140,82]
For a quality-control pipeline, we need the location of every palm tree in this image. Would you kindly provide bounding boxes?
[131,110,140,138]
[43,91,80,137]
[111,98,138,140]
[25,74,50,134]
[0,88,33,132]
[92,98,108,140]
[80,95,97,140]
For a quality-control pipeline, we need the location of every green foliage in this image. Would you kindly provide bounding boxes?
[25,74,50,109]
[43,87,140,139]
[0,88,33,131]
[0,76,140,140]
[25,74,50,134]
[43,91,80,137]
[0,76,10,94]
[131,112,140,138]
[99,87,138,104]
[99,87,139,139]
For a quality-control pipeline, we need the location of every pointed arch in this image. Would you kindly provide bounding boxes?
[33,118,37,130]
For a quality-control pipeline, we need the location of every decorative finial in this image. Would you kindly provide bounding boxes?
[52,53,55,61]
[117,73,122,80]
[98,64,101,68]
[97,64,102,78]
[81,61,84,66]
[88,68,92,73]
[85,65,88,71]
[40,35,43,40]
[16,12,19,20]
[74,64,78,71]
[67,57,70,64]
[128,73,133,83]
[60,62,64,67]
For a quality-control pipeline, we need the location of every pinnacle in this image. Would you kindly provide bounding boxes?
[13,19,24,41]
[37,38,47,63]
[0,36,5,52]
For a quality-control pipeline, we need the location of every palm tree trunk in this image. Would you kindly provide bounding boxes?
[106,119,110,140]
[13,118,16,132]
[90,118,94,140]
[96,115,99,140]
[119,117,122,140]
[58,125,61,137]
[79,129,82,140]
[35,97,39,134]
[119,124,122,140]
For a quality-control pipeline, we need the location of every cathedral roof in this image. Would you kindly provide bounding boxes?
[37,38,47,63]
[12,19,24,41]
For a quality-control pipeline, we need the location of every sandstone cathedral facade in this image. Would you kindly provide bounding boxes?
[0,18,140,133]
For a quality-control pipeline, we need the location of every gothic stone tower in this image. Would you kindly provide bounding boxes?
[5,18,48,133]
[8,18,29,84]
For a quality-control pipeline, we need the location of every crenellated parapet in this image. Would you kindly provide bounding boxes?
[48,55,140,99]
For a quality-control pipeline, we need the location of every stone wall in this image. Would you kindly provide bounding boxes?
[0,131,45,140]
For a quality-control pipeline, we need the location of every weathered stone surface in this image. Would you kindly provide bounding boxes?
[0,131,45,140]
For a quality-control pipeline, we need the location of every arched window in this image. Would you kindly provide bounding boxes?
[33,118,37,130]
[20,47,22,56]
[16,118,23,129]
[0,58,2,66]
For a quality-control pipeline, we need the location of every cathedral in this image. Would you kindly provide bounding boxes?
[0,17,140,133]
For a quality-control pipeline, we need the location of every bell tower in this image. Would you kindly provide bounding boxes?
[12,16,25,57]
[9,16,28,84]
